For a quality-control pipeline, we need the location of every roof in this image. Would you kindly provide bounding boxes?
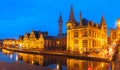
[33,31,41,39]
[44,36,54,39]
[82,18,100,28]
[19,36,24,40]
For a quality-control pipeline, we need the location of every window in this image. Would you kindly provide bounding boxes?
[92,40,94,47]
[74,31,78,37]
[83,31,87,37]
[68,26,71,29]
[112,32,116,39]
[89,31,91,37]
[74,40,79,51]
[74,40,79,45]
[83,40,88,48]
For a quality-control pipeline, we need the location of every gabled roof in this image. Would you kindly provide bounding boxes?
[19,36,24,41]
[33,31,41,39]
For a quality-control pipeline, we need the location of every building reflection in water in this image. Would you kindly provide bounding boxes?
[2,49,116,70]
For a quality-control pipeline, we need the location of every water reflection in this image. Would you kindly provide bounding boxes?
[1,49,116,70]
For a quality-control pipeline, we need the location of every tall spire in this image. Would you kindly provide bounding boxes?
[100,15,107,29]
[80,11,82,26]
[58,12,63,36]
[69,5,74,20]
[59,12,63,23]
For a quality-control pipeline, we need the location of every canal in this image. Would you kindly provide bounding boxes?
[0,49,117,70]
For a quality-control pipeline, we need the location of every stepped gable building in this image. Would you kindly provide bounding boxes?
[18,12,67,50]
[66,6,107,53]
[18,30,66,50]
[18,30,48,50]
[110,19,120,45]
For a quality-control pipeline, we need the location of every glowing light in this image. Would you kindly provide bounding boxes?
[10,54,13,60]
[31,61,34,64]
[118,19,120,25]
[19,44,22,47]
[109,48,112,53]
[88,66,92,70]
[117,18,120,28]
[16,55,18,61]
[102,63,104,67]
[56,64,60,70]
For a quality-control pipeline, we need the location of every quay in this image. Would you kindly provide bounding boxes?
[3,47,112,62]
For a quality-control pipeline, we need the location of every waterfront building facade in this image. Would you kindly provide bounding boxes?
[19,30,47,50]
[66,6,107,53]
[110,19,120,45]
[3,39,16,47]
[18,30,66,50]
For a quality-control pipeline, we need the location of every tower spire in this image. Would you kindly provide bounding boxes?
[100,15,107,30]
[80,11,82,26]
[69,5,74,20]
[58,12,63,36]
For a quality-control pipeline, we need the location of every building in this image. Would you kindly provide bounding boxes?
[3,38,16,48]
[18,30,48,50]
[66,6,107,53]
[18,13,66,50]
[18,30,66,50]
[110,19,120,45]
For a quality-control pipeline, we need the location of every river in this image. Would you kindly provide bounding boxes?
[0,49,117,70]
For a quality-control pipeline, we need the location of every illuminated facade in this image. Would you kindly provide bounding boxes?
[3,39,16,47]
[66,6,107,53]
[18,13,66,50]
[19,30,47,49]
[110,19,120,45]
[19,30,66,50]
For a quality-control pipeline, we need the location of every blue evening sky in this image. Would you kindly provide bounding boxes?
[0,0,120,39]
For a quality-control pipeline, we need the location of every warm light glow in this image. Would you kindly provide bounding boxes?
[10,54,13,60]
[19,44,22,47]
[31,61,34,64]
[117,19,120,28]
[56,64,60,70]
[102,63,104,68]
[118,19,120,24]
[16,55,18,61]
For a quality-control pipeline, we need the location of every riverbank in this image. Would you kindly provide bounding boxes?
[0,62,52,70]
[3,47,111,62]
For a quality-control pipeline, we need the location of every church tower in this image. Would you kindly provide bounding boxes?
[100,15,107,47]
[100,15,107,31]
[58,13,63,36]
[79,11,82,27]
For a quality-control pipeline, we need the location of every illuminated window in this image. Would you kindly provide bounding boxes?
[74,31,78,37]
[74,40,79,45]
[112,32,116,39]
[83,40,88,47]
[74,62,79,68]
[74,40,79,51]
[68,26,71,29]
[92,40,95,47]
[83,31,87,37]
[89,31,91,37]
